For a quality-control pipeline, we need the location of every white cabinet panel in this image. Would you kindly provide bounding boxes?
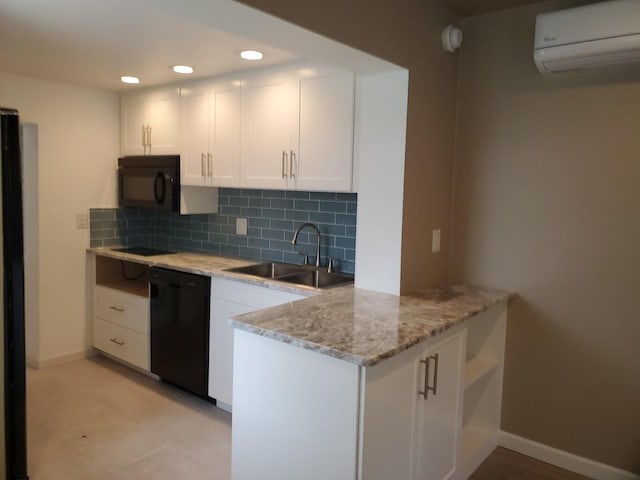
[181,79,241,188]
[211,86,241,187]
[94,286,149,335]
[121,87,181,156]
[209,278,306,410]
[414,332,465,480]
[94,318,150,371]
[296,72,354,192]
[240,73,297,189]
[181,88,210,186]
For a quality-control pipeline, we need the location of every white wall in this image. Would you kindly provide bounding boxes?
[0,73,119,365]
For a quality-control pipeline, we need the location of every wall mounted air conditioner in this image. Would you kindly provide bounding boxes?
[534,0,640,76]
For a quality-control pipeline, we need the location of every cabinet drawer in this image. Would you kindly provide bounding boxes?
[94,286,149,335]
[94,318,150,371]
[212,277,306,308]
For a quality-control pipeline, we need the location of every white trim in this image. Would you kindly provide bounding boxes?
[499,431,640,480]
[30,348,97,370]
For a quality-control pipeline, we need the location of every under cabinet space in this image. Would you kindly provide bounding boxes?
[95,255,149,297]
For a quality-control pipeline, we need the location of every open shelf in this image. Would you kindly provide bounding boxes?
[464,355,498,390]
[95,255,149,298]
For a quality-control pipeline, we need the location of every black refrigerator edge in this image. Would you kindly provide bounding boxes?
[1,107,29,480]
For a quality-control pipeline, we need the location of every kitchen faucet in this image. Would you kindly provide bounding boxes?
[291,222,321,267]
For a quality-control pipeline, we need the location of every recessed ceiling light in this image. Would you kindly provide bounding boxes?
[121,76,140,84]
[172,65,194,74]
[240,50,263,61]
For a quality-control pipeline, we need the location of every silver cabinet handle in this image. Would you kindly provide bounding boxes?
[142,125,147,147]
[207,153,213,177]
[418,353,439,400]
[290,151,296,178]
[109,338,125,346]
[282,151,288,178]
[147,125,152,151]
[201,153,206,177]
[108,305,125,312]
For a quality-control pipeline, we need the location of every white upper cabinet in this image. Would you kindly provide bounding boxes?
[181,78,241,188]
[296,70,354,192]
[240,70,298,190]
[240,64,355,192]
[121,63,354,192]
[121,86,181,156]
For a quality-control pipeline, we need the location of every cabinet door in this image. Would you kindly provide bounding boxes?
[240,72,297,189]
[121,87,181,156]
[181,87,210,186]
[145,88,181,155]
[121,95,148,156]
[209,278,306,409]
[211,83,241,187]
[209,298,255,407]
[414,332,465,480]
[295,72,354,192]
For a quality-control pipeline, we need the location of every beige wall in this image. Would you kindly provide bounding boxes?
[0,73,119,364]
[450,1,640,473]
[237,0,460,293]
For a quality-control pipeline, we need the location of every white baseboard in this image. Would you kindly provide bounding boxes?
[30,348,97,370]
[499,431,640,480]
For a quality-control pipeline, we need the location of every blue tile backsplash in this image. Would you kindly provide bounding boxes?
[90,188,357,274]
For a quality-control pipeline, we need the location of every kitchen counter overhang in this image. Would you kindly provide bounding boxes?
[230,284,513,367]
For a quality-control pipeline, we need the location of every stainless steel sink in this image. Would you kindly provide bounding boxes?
[224,262,353,289]
[276,269,354,289]
[224,262,305,279]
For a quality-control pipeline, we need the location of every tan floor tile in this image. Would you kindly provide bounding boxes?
[26,355,232,480]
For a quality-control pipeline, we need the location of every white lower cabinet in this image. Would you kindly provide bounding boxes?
[208,278,306,411]
[361,327,465,480]
[93,285,150,371]
[232,302,507,480]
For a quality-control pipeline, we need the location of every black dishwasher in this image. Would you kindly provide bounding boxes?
[149,267,211,398]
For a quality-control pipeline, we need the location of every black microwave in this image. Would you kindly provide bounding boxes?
[118,155,180,212]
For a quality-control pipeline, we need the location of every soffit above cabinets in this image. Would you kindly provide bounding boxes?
[0,0,299,91]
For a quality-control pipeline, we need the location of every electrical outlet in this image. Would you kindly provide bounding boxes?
[432,229,441,253]
[236,218,248,236]
[76,213,88,230]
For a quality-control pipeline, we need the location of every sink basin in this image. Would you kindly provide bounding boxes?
[224,262,353,289]
[277,269,354,289]
[225,262,305,279]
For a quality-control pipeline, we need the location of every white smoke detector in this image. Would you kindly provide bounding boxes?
[442,25,463,53]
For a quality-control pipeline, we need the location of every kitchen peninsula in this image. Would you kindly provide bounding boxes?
[88,248,510,480]
[231,284,511,480]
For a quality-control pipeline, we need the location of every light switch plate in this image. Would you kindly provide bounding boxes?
[236,217,248,236]
[76,213,88,230]
[432,229,441,253]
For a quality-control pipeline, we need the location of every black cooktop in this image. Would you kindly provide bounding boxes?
[112,246,176,257]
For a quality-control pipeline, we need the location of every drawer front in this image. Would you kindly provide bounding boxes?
[212,278,306,308]
[94,286,149,334]
[94,318,150,371]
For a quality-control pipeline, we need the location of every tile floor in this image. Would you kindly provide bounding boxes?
[26,355,231,480]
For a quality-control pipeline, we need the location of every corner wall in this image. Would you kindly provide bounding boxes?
[0,73,119,365]
[450,1,640,473]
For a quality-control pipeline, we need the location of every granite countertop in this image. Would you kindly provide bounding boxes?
[231,285,512,366]
[87,247,321,297]
[89,247,511,367]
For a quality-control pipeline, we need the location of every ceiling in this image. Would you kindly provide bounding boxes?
[0,0,547,92]
[442,0,546,17]
[0,0,299,91]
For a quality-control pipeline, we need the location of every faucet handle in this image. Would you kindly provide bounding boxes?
[298,251,309,265]
[327,257,335,273]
